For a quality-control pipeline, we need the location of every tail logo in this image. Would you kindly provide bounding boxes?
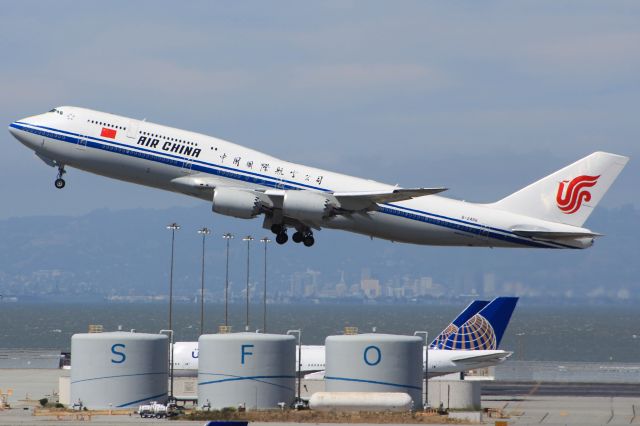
[432,314,497,350]
[556,175,600,214]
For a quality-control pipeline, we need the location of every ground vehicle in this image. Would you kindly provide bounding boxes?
[138,401,177,419]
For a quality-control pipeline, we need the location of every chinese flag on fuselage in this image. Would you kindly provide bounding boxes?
[101,127,117,139]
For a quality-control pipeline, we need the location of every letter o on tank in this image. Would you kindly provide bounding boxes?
[363,345,381,366]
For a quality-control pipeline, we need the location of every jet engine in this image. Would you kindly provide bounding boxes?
[212,188,262,219]
[282,190,336,223]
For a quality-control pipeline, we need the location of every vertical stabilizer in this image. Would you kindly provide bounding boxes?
[491,152,628,227]
[429,300,488,349]
[435,297,519,350]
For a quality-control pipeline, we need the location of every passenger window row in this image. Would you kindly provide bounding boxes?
[87,119,126,131]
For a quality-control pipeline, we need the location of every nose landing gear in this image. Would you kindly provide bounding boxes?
[54,165,66,189]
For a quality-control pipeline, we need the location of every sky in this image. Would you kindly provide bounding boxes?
[1,1,638,219]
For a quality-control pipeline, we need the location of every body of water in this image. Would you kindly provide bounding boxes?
[0,302,638,362]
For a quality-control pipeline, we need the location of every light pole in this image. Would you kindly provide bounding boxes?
[287,329,302,404]
[222,233,234,327]
[414,331,429,409]
[166,222,180,398]
[259,237,271,333]
[242,236,254,331]
[197,227,211,335]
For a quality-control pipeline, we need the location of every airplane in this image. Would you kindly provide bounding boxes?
[9,107,628,248]
[171,297,517,378]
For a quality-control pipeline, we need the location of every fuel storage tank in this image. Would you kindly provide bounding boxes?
[198,333,295,410]
[325,333,423,407]
[70,332,168,409]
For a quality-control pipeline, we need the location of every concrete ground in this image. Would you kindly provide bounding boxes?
[0,369,65,406]
[1,369,639,425]
[483,395,640,425]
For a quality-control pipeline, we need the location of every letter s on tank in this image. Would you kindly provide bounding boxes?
[111,343,126,364]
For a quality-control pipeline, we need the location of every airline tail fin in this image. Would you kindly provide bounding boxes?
[431,297,519,350]
[429,300,488,349]
[491,152,629,227]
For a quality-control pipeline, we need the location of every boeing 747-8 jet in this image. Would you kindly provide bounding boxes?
[9,107,628,247]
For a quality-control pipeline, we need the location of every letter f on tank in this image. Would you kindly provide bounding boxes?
[241,344,254,364]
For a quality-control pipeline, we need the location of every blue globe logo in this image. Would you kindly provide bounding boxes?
[443,314,497,350]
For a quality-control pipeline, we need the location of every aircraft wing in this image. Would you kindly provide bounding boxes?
[303,370,326,380]
[171,174,446,216]
[450,351,512,365]
[332,187,447,211]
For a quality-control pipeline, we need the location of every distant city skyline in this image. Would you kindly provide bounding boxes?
[0,203,637,304]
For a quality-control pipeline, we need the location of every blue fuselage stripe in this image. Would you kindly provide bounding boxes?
[11,122,569,249]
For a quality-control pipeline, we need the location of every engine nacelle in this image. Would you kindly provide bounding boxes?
[283,190,334,223]
[212,188,261,219]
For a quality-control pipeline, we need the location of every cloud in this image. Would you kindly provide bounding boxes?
[520,31,640,80]
[290,63,450,92]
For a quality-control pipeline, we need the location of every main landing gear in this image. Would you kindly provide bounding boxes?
[54,165,66,189]
[271,224,288,245]
[270,224,315,247]
[292,230,315,247]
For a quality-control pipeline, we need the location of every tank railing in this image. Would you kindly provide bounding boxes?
[287,329,302,405]
[414,330,429,410]
[159,329,174,399]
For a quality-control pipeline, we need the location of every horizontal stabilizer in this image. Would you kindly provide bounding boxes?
[451,351,512,364]
[511,228,602,239]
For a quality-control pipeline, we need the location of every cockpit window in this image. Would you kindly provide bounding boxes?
[48,108,63,115]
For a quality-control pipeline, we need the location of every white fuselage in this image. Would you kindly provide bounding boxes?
[9,106,592,248]
[172,342,510,378]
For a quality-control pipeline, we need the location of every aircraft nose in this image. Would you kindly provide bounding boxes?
[8,121,20,138]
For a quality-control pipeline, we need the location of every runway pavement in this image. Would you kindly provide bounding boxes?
[483,381,640,397]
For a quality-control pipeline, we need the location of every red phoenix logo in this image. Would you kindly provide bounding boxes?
[556,175,600,214]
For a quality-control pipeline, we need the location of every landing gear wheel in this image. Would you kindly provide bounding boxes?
[275,231,288,245]
[55,164,66,189]
[292,231,303,243]
[303,235,315,247]
[270,224,283,234]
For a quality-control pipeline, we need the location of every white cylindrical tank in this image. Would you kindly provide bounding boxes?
[198,333,295,410]
[309,392,413,412]
[427,380,481,410]
[325,334,422,407]
[70,332,168,410]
